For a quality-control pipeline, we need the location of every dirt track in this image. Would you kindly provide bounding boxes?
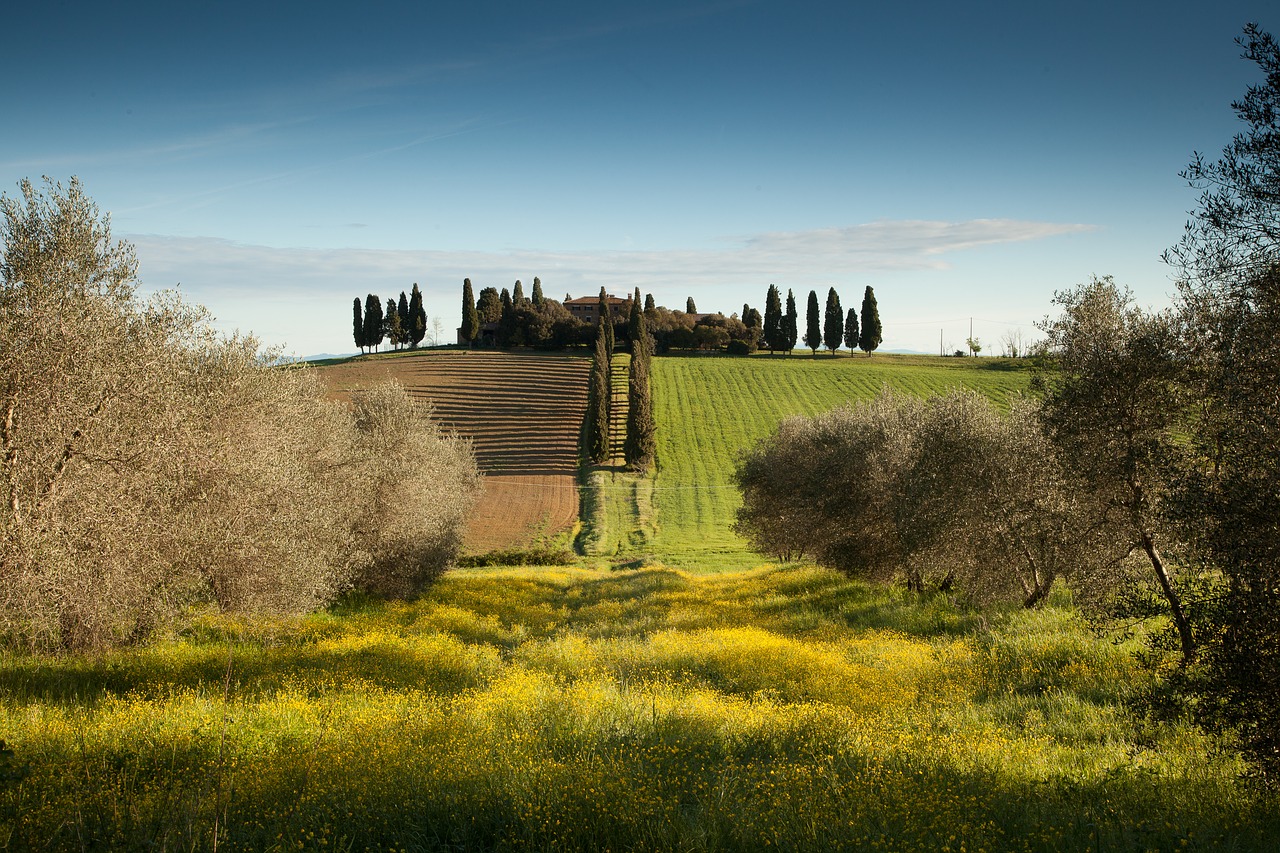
[318,351,589,553]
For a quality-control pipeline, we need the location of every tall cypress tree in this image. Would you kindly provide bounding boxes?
[588,327,611,464]
[763,284,782,353]
[364,293,384,352]
[859,286,883,356]
[460,278,479,347]
[598,287,615,356]
[823,287,843,354]
[843,307,859,357]
[498,287,515,347]
[644,293,656,314]
[629,287,645,352]
[803,290,822,354]
[531,276,544,308]
[686,296,697,313]
[397,291,411,349]
[385,297,402,349]
[409,283,427,348]
[783,289,798,353]
[624,310,656,471]
[512,280,525,304]
[353,297,366,353]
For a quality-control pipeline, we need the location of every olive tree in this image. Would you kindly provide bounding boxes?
[734,388,1108,605]
[0,178,480,650]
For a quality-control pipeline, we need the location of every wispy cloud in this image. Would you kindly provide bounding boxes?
[127,217,1091,355]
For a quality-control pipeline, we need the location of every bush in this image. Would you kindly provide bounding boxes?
[733,388,1112,606]
[0,178,479,650]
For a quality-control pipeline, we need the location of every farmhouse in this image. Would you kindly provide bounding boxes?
[563,294,631,325]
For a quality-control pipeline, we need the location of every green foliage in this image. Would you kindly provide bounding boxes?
[531,276,544,308]
[686,296,696,313]
[385,296,403,349]
[587,330,610,464]
[844,306,859,353]
[409,283,427,348]
[363,293,383,351]
[803,289,822,354]
[859,286,883,355]
[1036,276,1194,661]
[352,297,365,352]
[783,289,798,352]
[733,388,1109,606]
[823,287,843,353]
[598,286,615,356]
[624,313,656,471]
[763,284,783,352]
[474,285,502,324]
[1162,27,1280,781]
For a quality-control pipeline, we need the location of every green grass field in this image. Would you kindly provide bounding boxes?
[4,563,1276,852]
[648,352,1033,569]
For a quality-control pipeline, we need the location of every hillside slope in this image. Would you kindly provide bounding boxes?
[649,353,1033,569]
[319,350,589,553]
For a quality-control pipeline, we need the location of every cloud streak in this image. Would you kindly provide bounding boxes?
[129,217,1092,355]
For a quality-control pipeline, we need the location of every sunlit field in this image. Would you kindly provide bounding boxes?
[648,353,1033,569]
[3,564,1275,851]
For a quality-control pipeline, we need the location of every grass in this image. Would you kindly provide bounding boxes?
[647,352,1034,570]
[2,563,1276,851]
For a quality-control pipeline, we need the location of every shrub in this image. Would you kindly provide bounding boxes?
[0,178,479,650]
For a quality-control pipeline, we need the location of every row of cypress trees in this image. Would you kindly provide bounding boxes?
[352,284,427,353]
[762,284,881,355]
[624,287,656,471]
[586,286,656,471]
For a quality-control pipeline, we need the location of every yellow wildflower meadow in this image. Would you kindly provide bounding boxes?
[0,564,1274,851]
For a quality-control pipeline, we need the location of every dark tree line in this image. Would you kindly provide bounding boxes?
[352,284,427,353]
[766,284,881,356]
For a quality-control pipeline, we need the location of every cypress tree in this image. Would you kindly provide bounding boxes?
[823,287,843,354]
[624,310,655,471]
[629,287,645,352]
[364,293,384,352]
[803,290,822,354]
[498,288,515,347]
[859,286,883,356]
[598,287,614,356]
[409,283,427,348]
[763,284,782,353]
[397,291,411,349]
[644,293,656,313]
[460,278,479,346]
[385,297,402,349]
[783,290,798,353]
[353,297,366,353]
[843,307,859,357]
[512,280,525,304]
[531,276,544,308]
[588,327,611,464]
[686,296,697,314]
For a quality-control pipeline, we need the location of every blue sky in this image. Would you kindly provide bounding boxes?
[2,1,1272,355]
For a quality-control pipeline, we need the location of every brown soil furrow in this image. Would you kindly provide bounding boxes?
[318,351,590,553]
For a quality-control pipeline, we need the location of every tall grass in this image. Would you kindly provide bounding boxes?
[648,353,1032,569]
[2,563,1275,851]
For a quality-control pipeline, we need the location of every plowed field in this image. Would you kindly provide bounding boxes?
[318,351,589,553]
